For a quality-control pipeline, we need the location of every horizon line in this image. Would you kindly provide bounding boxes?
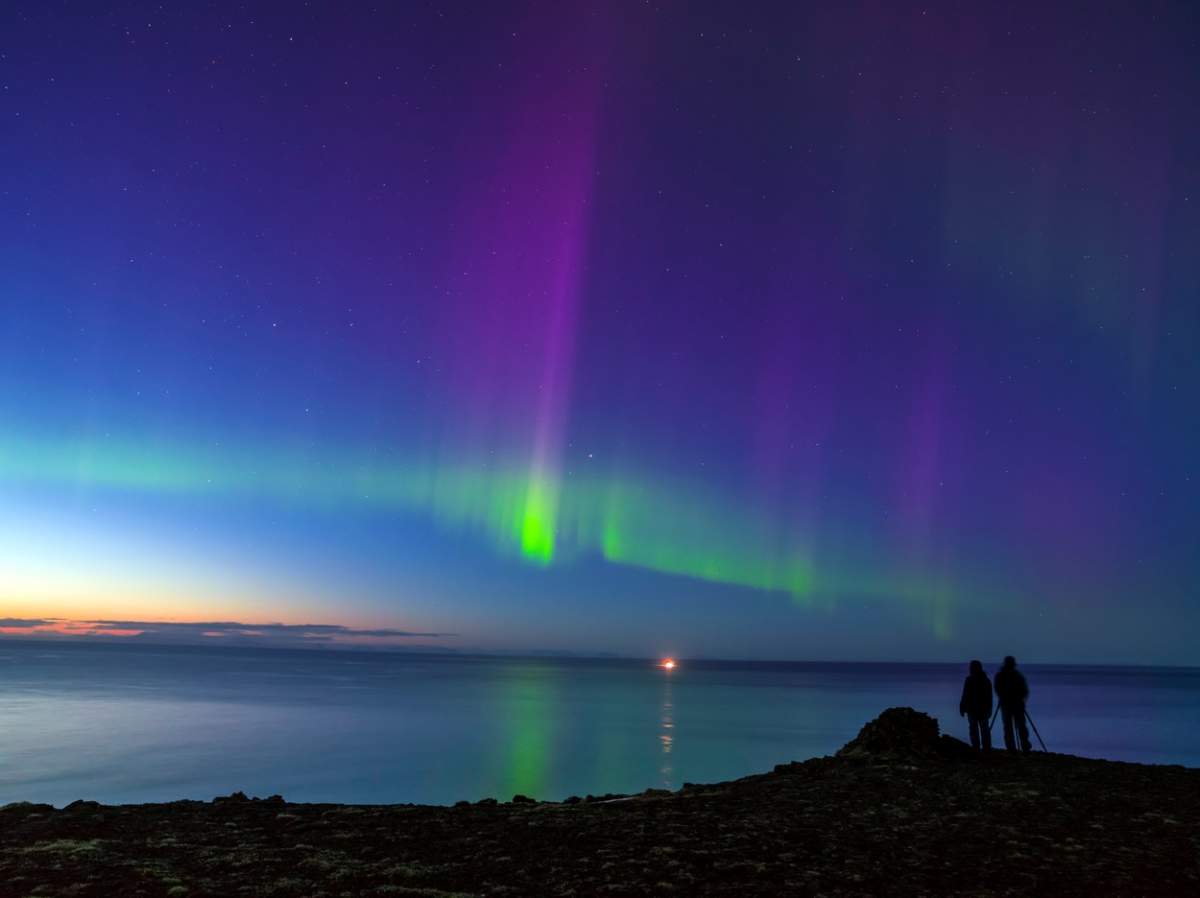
[1,632,1196,671]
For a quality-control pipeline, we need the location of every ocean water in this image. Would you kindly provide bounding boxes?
[0,641,1197,807]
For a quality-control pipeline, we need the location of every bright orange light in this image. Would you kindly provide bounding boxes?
[661,658,676,670]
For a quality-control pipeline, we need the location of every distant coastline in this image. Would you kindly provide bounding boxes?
[4,634,1198,670]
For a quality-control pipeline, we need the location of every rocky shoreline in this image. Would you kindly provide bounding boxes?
[2,708,1196,896]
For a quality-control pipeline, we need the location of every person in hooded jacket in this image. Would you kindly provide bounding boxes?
[958,659,993,751]
[993,655,1032,752]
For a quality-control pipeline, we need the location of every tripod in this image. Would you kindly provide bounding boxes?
[990,706,1047,752]
[1025,709,1048,752]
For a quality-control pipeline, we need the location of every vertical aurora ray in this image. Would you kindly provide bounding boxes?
[516,141,596,565]
[526,52,608,567]
[433,13,607,567]
[518,474,557,564]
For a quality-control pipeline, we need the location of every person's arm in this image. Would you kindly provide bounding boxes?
[959,678,969,715]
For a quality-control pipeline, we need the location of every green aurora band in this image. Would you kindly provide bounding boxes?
[0,434,959,635]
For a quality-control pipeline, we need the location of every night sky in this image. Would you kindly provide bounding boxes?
[2,2,1197,663]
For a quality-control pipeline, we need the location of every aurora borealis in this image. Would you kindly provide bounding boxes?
[1,2,1197,662]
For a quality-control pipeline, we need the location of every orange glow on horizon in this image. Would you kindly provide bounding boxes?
[660,658,676,670]
[0,591,368,632]
[0,612,450,648]
[0,621,145,638]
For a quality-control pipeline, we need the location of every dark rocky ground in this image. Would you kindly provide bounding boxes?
[2,708,1197,897]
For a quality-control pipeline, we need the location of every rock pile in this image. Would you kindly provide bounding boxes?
[836,706,967,759]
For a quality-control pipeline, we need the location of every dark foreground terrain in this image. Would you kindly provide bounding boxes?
[2,708,1197,897]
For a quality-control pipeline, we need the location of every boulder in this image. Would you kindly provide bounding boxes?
[836,707,944,759]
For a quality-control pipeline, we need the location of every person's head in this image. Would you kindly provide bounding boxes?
[1003,655,1017,669]
[969,659,983,675]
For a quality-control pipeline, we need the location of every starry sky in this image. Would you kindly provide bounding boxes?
[1,2,1197,663]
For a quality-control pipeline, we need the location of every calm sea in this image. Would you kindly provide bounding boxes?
[1,641,1196,807]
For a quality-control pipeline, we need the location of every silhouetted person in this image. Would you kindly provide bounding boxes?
[958,659,993,751]
[993,655,1031,752]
